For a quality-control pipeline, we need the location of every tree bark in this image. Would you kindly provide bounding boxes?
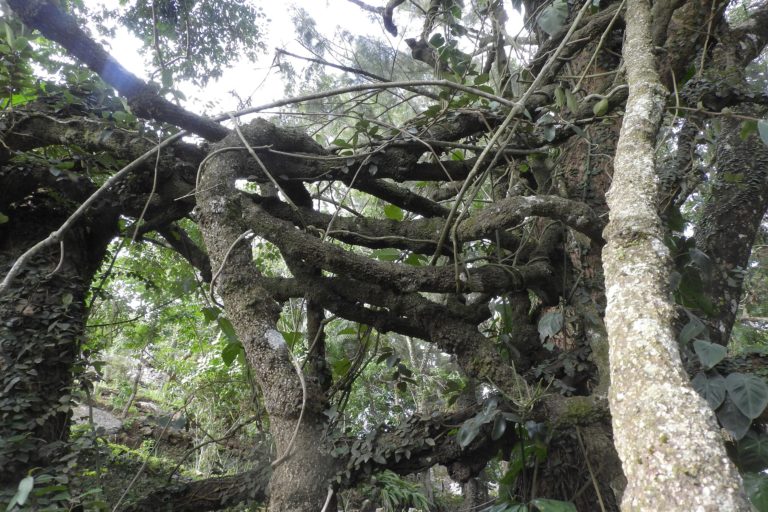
[0,180,117,484]
[602,0,749,509]
[196,127,339,511]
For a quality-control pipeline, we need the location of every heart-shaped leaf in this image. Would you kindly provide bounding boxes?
[693,340,726,369]
[726,373,768,419]
[691,371,726,410]
[718,397,752,440]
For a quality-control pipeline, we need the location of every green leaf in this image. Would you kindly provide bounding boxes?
[679,312,707,344]
[537,311,563,342]
[492,414,507,440]
[717,397,751,440]
[592,97,610,117]
[691,371,726,410]
[61,293,74,306]
[485,505,526,512]
[12,36,28,52]
[372,248,400,261]
[744,472,768,511]
[554,86,565,108]
[201,306,220,322]
[7,475,34,510]
[384,204,404,221]
[740,120,758,140]
[537,113,556,142]
[3,21,13,46]
[726,373,768,419]
[693,340,726,369]
[457,418,480,448]
[531,498,577,512]
[737,432,768,473]
[758,119,768,147]
[385,354,400,368]
[221,342,242,366]
[565,88,579,112]
[331,138,352,149]
[280,331,302,348]
[332,357,351,378]
[474,73,490,85]
[537,0,568,36]
[404,253,426,266]
[217,317,239,343]
[428,33,445,47]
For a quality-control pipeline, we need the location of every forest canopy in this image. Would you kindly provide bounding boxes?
[2,0,768,511]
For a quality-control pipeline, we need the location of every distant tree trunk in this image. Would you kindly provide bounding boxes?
[0,183,116,485]
[460,474,488,512]
[602,1,749,509]
[122,365,143,418]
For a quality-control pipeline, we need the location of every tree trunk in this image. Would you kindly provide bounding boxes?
[196,126,339,511]
[0,184,116,485]
[602,1,749,509]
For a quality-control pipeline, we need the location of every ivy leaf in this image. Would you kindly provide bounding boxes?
[691,371,726,410]
[725,373,768,419]
[717,397,752,440]
[679,312,707,344]
[383,204,404,221]
[537,311,563,342]
[693,340,726,369]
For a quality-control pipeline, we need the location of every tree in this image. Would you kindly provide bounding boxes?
[2,0,768,510]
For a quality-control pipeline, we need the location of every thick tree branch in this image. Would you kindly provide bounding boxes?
[157,224,213,282]
[121,468,269,512]
[7,0,228,140]
[244,201,551,294]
